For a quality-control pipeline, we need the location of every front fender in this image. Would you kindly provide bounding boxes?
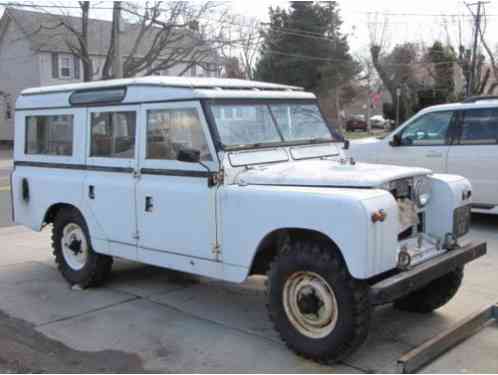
[219,184,399,280]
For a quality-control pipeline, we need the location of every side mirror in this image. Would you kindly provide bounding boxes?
[389,134,402,147]
[177,148,201,163]
[343,139,350,150]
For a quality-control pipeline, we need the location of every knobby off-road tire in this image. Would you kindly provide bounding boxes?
[52,208,113,288]
[266,239,371,363]
[394,267,464,313]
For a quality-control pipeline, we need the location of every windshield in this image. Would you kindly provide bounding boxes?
[209,101,338,149]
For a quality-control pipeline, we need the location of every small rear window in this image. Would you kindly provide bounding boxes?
[25,115,73,156]
[70,88,126,105]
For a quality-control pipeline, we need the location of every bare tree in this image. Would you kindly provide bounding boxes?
[440,13,490,96]
[119,2,230,78]
[217,15,261,79]
[235,17,261,80]
[368,15,421,123]
[11,1,233,81]
[476,5,498,94]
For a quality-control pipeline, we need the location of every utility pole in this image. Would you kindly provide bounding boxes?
[467,1,490,97]
[395,87,401,128]
[112,1,122,79]
[366,65,372,133]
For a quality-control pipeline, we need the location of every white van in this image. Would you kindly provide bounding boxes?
[11,77,485,362]
[350,97,498,214]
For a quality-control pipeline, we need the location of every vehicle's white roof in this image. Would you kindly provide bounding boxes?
[16,76,316,110]
[21,76,303,95]
[419,98,498,114]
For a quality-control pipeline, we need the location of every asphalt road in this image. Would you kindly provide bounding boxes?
[0,191,13,228]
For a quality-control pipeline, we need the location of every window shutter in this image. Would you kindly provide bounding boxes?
[51,52,59,78]
[73,55,81,79]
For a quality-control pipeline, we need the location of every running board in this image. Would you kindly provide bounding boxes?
[397,303,498,373]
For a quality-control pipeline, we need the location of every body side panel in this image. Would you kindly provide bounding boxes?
[219,184,399,279]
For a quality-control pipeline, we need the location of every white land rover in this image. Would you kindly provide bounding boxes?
[11,77,486,362]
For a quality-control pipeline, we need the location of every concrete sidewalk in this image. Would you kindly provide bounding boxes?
[0,220,497,372]
[0,145,12,168]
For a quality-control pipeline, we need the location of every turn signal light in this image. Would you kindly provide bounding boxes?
[371,209,387,223]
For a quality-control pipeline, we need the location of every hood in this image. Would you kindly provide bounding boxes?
[235,160,431,188]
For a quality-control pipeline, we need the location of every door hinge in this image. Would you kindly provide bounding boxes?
[133,169,141,179]
[212,242,221,258]
[208,169,224,188]
[132,230,140,240]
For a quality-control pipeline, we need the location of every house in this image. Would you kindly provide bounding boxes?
[0,8,223,143]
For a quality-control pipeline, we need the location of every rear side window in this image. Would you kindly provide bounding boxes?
[459,109,498,145]
[25,115,73,156]
[90,111,136,158]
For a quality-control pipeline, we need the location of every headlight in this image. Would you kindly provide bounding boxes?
[413,177,432,207]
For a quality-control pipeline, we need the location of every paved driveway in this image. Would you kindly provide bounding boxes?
[0,216,497,372]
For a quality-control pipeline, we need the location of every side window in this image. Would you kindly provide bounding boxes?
[90,111,136,158]
[25,114,73,156]
[459,108,498,145]
[146,108,212,161]
[400,111,453,146]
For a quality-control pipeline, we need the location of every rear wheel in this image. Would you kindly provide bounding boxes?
[52,208,113,288]
[266,239,371,363]
[394,267,463,313]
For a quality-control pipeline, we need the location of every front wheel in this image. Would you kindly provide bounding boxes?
[52,208,113,288]
[266,240,371,363]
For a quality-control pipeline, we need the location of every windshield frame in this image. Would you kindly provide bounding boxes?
[203,98,344,151]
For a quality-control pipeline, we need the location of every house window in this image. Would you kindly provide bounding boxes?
[59,55,73,78]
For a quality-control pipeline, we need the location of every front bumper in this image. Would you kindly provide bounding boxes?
[369,241,486,305]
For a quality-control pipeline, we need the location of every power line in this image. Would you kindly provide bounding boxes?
[357,10,498,17]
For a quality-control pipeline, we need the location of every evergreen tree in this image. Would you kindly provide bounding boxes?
[255,2,358,95]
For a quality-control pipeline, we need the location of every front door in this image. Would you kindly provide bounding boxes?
[136,101,219,263]
[84,106,139,259]
[383,111,455,173]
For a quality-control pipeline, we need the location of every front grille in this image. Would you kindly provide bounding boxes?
[389,178,413,200]
[454,205,471,237]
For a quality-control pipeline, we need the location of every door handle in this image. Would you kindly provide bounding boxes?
[145,196,154,212]
[88,185,95,199]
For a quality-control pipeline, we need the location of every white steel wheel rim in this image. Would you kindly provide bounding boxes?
[61,223,88,271]
[283,271,338,339]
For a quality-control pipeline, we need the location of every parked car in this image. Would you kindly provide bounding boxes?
[370,115,387,129]
[346,115,368,131]
[350,96,498,215]
[11,77,485,363]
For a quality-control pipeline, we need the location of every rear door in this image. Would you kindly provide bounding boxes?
[84,106,140,259]
[447,108,498,206]
[381,111,455,173]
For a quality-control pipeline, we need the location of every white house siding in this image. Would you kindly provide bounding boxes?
[0,18,40,142]
[39,51,220,87]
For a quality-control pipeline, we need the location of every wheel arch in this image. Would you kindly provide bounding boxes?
[248,227,349,276]
[43,202,83,226]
